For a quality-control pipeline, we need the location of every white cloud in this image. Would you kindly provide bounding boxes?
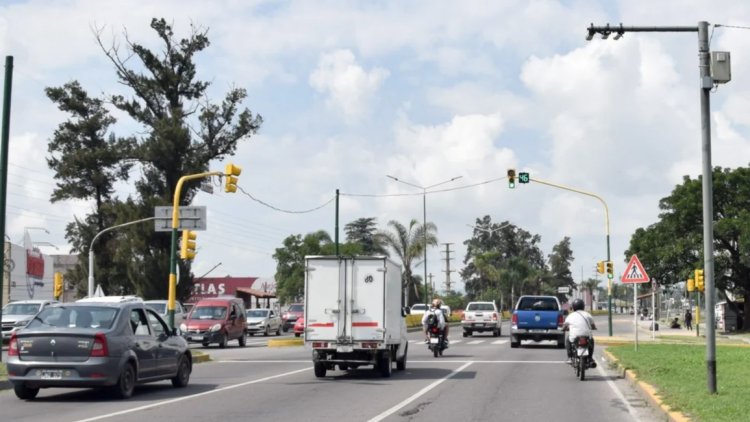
[309,49,389,121]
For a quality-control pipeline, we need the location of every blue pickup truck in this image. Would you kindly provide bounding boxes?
[510,295,565,348]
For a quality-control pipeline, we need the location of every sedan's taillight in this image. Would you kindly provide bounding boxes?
[557,313,564,328]
[511,313,518,327]
[90,332,109,357]
[8,333,18,356]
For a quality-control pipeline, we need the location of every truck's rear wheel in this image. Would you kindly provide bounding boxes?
[379,352,392,377]
[510,337,520,348]
[396,344,407,370]
[462,330,469,337]
[314,362,326,378]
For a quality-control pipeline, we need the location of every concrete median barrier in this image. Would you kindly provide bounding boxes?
[268,338,304,347]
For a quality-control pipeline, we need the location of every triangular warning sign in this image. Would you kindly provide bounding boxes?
[621,255,650,283]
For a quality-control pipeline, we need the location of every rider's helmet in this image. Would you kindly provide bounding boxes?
[431,298,443,309]
[571,298,585,311]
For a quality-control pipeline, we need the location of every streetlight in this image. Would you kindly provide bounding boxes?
[387,174,462,306]
[467,222,511,236]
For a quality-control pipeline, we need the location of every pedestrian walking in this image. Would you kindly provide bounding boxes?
[685,309,693,331]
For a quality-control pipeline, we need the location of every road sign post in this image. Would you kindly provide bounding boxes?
[621,255,650,351]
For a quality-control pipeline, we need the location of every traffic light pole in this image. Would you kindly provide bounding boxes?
[586,20,717,394]
[529,177,613,336]
[168,170,223,330]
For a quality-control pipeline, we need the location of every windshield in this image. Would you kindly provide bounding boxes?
[191,306,227,320]
[3,303,42,315]
[467,303,495,311]
[517,297,559,311]
[25,306,118,329]
[411,304,427,311]
[145,303,167,314]
[288,304,303,312]
[247,310,269,318]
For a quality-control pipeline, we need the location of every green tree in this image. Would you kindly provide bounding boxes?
[273,231,332,303]
[580,278,601,312]
[48,18,262,300]
[379,219,438,304]
[626,166,750,325]
[547,237,575,303]
[344,217,389,256]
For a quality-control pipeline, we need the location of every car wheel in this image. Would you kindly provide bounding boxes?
[493,328,499,337]
[238,332,247,347]
[264,325,270,336]
[276,325,281,336]
[379,352,392,378]
[314,362,327,378]
[171,355,191,388]
[248,332,254,336]
[462,330,468,338]
[396,344,408,370]
[13,383,40,400]
[557,336,566,349]
[201,341,209,347]
[113,362,136,399]
[282,325,289,333]
[510,337,520,348]
[294,332,300,337]
[219,333,228,349]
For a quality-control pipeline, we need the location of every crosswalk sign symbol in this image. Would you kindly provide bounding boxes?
[621,255,650,284]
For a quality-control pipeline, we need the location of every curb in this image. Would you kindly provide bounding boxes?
[0,380,10,391]
[602,349,690,422]
[192,352,211,363]
[268,338,303,347]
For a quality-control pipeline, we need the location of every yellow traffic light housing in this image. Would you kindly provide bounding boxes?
[596,261,605,274]
[180,230,197,260]
[695,269,704,292]
[507,168,516,189]
[224,163,242,193]
[53,272,63,299]
[606,261,614,279]
[687,278,695,292]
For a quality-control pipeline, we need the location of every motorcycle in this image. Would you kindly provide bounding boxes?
[427,326,446,357]
[569,335,594,380]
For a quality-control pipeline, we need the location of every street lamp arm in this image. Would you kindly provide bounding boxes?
[386,175,424,190]
[425,176,463,190]
[530,177,610,236]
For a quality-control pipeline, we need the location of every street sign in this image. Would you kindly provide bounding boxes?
[154,206,207,231]
[621,254,650,283]
[519,172,530,184]
[557,286,570,294]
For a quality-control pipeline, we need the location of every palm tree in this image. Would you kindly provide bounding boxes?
[580,278,601,311]
[379,219,438,304]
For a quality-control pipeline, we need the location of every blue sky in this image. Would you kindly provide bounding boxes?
[2,0,750,294]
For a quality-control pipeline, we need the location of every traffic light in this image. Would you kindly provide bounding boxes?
[596,261,605,274]
[53,272,63,299]
[224,163,242,193]
[695,269,704,292]
[606,261,614,279]
[687,278,695,292]
[180,230,197,260]
[507,169,516,189]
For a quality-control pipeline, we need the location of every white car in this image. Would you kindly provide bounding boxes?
[144,300,188,328]
[410,303,428,315]
[245,308,282,336]
[2,300,59,340]
[462,301,502,337]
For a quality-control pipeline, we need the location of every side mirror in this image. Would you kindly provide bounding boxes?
[401,306,411,317]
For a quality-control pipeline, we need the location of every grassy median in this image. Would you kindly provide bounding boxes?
[607,344,750,421]
[0,362,7,380]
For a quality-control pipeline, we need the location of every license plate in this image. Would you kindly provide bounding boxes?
[476,323,485,327]
[190,335,203,341]
[429,337,439,344]
[40,370,62,380]
[529,329,547,333]
[577,348,589,357]
[336,346,353,353]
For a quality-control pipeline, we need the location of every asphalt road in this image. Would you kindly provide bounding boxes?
[1,315,662,422]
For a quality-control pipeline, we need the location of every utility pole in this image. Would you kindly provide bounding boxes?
[0,56,15,363]
[586,21,724,394]
[441,243,455,293]
[428,273,434,297]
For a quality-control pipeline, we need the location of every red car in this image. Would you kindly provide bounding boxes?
[282,303,304,332]
[293,317,305,337]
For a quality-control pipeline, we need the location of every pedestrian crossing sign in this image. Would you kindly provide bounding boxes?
[621,255,650,283]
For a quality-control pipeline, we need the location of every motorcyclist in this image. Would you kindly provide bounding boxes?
[563,298,596,367]
[422,298,448,345]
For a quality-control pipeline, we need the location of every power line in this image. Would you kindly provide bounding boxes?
[237,186,335,214]
[340,176,506,198]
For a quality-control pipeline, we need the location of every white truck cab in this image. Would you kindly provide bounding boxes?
[304,256,409,378]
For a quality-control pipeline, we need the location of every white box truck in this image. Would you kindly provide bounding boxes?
[304,256,409,378]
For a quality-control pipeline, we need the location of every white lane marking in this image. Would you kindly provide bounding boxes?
[73,367,310,422]
[214,360,311,363]
[467,340,484,345]
[409,360,564,364]
[368,361,473,422]
[450,340,463,344]
[491,340,508,345]
[596,356,639,419]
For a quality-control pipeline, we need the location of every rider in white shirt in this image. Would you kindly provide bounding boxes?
[422,298,447,343]
[563,298,596,366]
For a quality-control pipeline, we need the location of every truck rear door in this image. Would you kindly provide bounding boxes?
[305,258,344,341]
[349,258,385,341]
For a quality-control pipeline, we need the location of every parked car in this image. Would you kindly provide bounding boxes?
[410,303,428,315]
[7,296,192,400]
[144,300,187,328]
[246,308,282,336]
[282,303,304,332]
[181,297,247,348]
[440,305,452,318]
[293,317,305,337]
[2,300,58,340]
[462,301,501,337]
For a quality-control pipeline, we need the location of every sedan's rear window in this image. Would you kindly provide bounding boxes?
[288,304,304,312]
[145,303,167,314]
[3,303,42,315]
[26,306,118,329]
